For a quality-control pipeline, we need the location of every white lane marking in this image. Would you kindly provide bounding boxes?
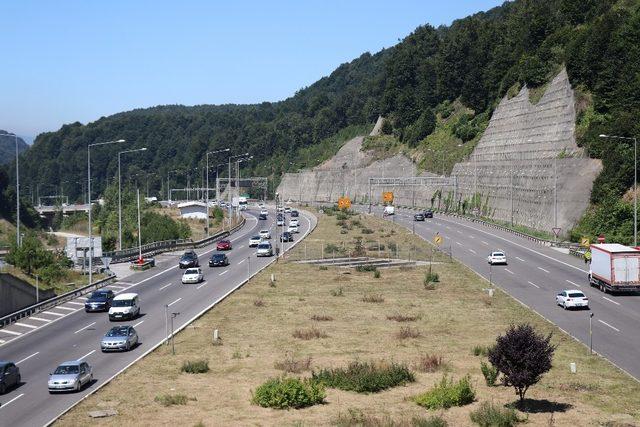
[238,259,245,265]
[481,241,488,245]
[237,245,245,249]
[167,297,182,307]
[159,282,173,291]
[504,269,514,275]
[77,297,88,300]
[16,351,39,364]
[469,235,475,239]
[42,311,65,317]
[74,322,96,334]
[538,267,550,273]
[456,230,463,234]
[66,301,85,306]
[527,281,540,289]
[14,322,38,329]
[598,319,620,332]
[56,306,77,312]
[455,242,462,246]
[108,285,127,290]
[219,270,230,276]
[566,280,581,288]
[603,296,621,306]
[196,281,209,289]
[0,339,5,343]
[516,257,525,262]
[445,226,451,230]
[469,249,477,254]
[133,320,144,328]
[79,349,96,360]
[0,393,24,409]
[0,329,22,336]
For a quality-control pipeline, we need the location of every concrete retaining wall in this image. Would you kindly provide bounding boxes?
[0,273,56,317]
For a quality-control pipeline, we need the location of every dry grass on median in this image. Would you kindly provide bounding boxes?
[57,208,640,427]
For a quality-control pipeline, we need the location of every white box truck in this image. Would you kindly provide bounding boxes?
[589,243,640,293]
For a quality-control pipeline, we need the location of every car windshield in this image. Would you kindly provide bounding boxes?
[251,236,260,240]
[89,291,109,299]
[258,243,270,249]
[212,254,225,260]
[493,252,505,257]
[111,299,134,307]
[568,292,585,298]
[54,365,79,375]
[106,327,128,337]
[185,269,199,275]
[260,230,269,234]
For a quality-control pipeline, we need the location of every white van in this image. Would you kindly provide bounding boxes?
[384,205,395,216]
[108,293,140,321]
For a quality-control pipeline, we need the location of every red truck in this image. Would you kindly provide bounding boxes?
[589,243,640,293]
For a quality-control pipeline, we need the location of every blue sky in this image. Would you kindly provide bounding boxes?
[0,0,505,138]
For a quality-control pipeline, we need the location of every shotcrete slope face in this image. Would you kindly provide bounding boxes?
[277,69,602,233]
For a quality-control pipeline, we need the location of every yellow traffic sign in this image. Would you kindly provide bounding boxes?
[434,235,443,246]
[580,237,590,248]
[383,191,394,203]
[338,196,351,210]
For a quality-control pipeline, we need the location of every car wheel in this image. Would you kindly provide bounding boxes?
[0,383,6,395]
[126,341,131,351]
[563,302,567,310]
[75,382,81,392]
[16,374,21,386]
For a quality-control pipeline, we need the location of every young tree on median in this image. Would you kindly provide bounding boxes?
[488,323,555,403]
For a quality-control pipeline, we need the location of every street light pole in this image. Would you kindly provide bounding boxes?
[589,312,594,355]
[88,139,125,286]
[205,149,230,237]
[228,153,249,221]
[600,134,638,245]
[15,133,20,246]
[118,147,147,251]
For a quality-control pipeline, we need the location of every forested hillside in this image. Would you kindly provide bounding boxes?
[0,131,29,165]
[3,0,639,239]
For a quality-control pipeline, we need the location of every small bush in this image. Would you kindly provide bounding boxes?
[473,345,491,357]
[319,265,328,271]
[330,287,344,297]
[154,393,189,406]
[253,298,265,307]
[424,272,439,284]
[373,270,381,278]
[470,401,522,426]
[356,265,377,272]
[311,314,334,321]
[414,375,475,409]
[362,293,384,303]
[361,228,374,234]
[274,355,312,373]
[334,409,448,426]
[387,313,421,322]
[396,326,421,339]
[181,360,209,374]
[251,377,325,409]
[313,361,415,393]
[414,354,445,373]
[325,243,344,254]
[293,326,328,340]
[481,361,499,386]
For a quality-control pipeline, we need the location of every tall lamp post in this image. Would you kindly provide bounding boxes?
[228,152,249,219]
[88,139,125,286]
[118,147,147,250]
[205,148,230,237]
[600,134,638,246]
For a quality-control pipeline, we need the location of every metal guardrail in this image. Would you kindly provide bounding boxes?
[0,275,116,328]
[0,217,247,329]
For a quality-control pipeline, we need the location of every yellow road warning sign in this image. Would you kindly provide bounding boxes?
[338,196,351,210]
[434,235,443,246]
[383,191,394,203]
[580,237,590,248]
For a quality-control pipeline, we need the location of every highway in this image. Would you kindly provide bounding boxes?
[0,207,315,426]
[357,205,640,381]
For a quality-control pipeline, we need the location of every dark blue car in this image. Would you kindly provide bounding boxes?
[84,289,115,312]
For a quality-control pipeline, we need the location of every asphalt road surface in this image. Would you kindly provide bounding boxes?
[0,207,315,426]
[356,205,640,381]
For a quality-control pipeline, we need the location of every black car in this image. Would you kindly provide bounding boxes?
[424,209,434,218]
[258,213,267,220]
[414,213,425,221]
[209,253,229,267]
[280,231,294,242]
[291,210,299,218]
[179,250,199,269]
[0,361,21,394]
[84,289,115,312]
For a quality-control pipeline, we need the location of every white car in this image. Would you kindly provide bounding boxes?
[487,251,507,265]
[284,206,291,213]
[249,235,262,247]
[256,242,274,257]
[287,224,299,234]
[182,268,204,284]
[276,217,285,226]
[289,218,299,227]
[277,206,284,213]
[259,229,271,239]
[556,290,589,310]
[260,209,268,216]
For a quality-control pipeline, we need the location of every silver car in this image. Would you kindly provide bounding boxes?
[256,242,274,257]
[48,361,92,393]
[101,325,139,352]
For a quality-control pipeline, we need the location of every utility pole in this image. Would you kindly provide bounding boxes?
[205,149,230,237]
[118,147,147,251]
[137,188,142,263]
[589,312,594,355]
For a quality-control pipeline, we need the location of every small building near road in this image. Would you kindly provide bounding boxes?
[178,202,207,219]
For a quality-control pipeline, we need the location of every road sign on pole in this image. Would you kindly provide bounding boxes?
[580,237,590,248]
[597,234,605,244]
[434,234,443,246]
[101,256,112,270]
[552,227,562,237]
[382,191,394,203]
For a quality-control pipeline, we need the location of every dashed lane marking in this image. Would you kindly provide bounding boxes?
[0,393,24,410]
[219,270,229,276]
[527,281,540,289]
[56,306,77,312]
[504,269,514,275]
[79,349,96,360]
[167,297,182,307]
[538,267,550,273]
[74,322,96,334]
[481,241,488,245]
[566,280,581,288]
[67,301,85,306]
[598,319,620,332]
[516,257,525,262]
[603,296,621,306]
[196,281,209,290]
[42,311,65,317]
[469,249,477,254]
[16,352,39,364]
[159,283,173,291]
[133,320,144,328]
[0,329,22,336]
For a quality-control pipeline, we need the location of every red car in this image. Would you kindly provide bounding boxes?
[216,239,232,251]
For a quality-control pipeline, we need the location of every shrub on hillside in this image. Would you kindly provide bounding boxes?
[154,393,189,406]
[480,361,499,386]
[334,409,448,427]
[414,354,445,373]
[313,361,415,393]
[251,377,325,409]
[274,355,312,374]
[414,375,475,409]
[470,401,522,426]
[181,360,209,374]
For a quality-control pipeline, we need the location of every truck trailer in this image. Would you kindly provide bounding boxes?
[589,243,640,293]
